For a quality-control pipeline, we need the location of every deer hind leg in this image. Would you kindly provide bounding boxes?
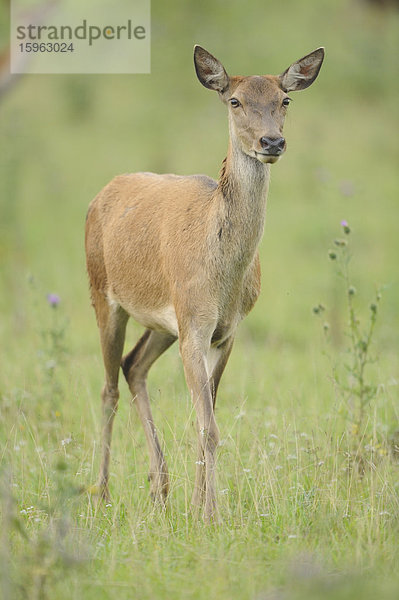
[94,295,129,502]
[191,336,235,511]
[121,329,176,504]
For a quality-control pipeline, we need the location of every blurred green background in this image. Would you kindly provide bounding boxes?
[1,1,399,599]
[1,0,398,355]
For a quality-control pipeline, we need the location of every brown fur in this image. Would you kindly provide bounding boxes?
[85,45,324,522]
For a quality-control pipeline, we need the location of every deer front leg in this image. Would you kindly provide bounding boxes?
[191,336,235,507]
[192,422,206,509]
[179,332,220,523]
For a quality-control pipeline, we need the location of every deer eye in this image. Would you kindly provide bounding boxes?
[229,98,241,108]
[282,97,291,107]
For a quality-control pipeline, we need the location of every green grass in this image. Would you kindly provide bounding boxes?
[1,0,399,598]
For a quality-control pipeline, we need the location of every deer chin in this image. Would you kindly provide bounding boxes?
[254,151,282,165]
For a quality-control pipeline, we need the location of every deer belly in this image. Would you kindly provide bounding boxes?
[131,305,179,336]
[109,292,179,336]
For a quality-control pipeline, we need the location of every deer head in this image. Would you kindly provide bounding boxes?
[194,46,324,164]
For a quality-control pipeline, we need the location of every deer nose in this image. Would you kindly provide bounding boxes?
[260,136,286,155]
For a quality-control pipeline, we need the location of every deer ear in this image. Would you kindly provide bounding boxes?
[280,47,325,92]
[194,45,230,93]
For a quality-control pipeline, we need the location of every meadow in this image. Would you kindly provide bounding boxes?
[1,0,399,598]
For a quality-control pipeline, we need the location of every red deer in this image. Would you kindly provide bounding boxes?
[85,45,324,521]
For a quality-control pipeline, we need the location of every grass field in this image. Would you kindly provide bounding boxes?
[1,0,399,598]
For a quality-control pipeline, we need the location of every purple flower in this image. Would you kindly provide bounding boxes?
[341,220,351,235]
[46,293,60,307]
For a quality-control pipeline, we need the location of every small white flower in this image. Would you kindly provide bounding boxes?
[243,468,251,473]
[275,465,283,471]
[195,460,205,465]
[61,437,72,446]
[269,434,278,439]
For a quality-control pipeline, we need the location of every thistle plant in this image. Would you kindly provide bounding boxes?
[314,221,382,437]
[43,292,68,378]
[37,290,69,416]
[24,277,70,423]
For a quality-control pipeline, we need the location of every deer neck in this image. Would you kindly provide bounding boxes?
[217,134,270,261]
